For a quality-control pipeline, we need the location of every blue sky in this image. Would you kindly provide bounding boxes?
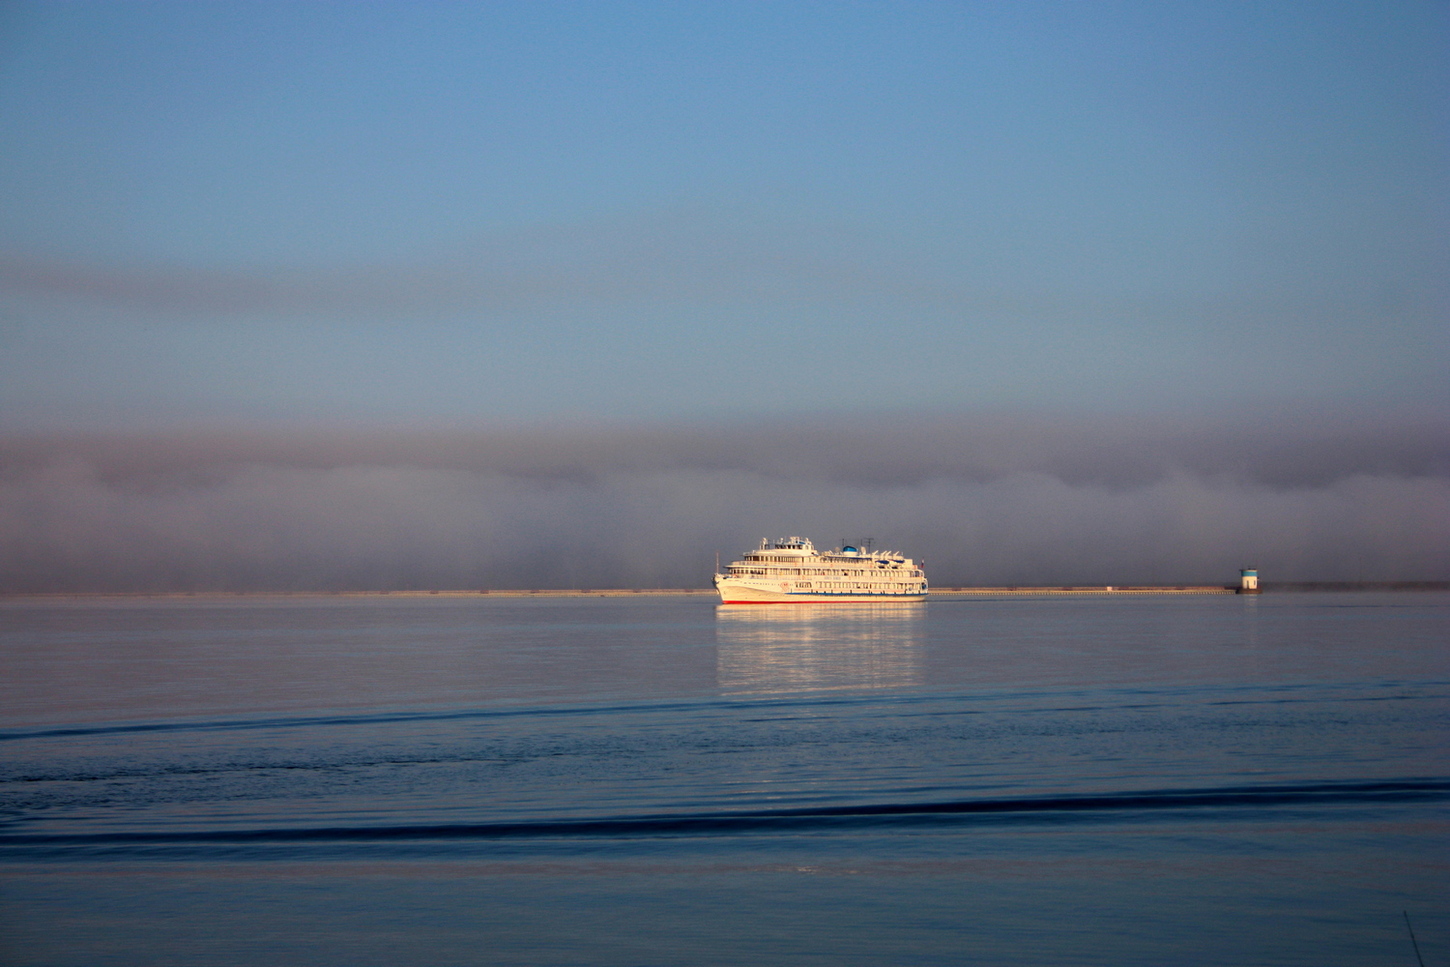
[1,0,1445,428]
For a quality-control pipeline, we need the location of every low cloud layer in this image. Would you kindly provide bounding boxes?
[2,413,1446,591]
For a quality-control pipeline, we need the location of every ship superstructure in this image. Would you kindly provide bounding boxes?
[714,537,928,604]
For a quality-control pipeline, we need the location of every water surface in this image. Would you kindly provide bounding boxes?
[1,593,1446,965]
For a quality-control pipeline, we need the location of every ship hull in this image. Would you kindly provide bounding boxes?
[715,580,926,604]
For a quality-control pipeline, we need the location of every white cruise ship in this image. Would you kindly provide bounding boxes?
[715,537,928,603]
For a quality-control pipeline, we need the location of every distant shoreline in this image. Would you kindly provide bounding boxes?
[2,583,1446,601]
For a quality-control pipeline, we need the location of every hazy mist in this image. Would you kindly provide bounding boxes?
[3,412,1445,592]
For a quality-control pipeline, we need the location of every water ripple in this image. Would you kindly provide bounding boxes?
[4,779,1445,847]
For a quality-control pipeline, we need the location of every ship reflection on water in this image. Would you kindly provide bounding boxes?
[715,603,926,695]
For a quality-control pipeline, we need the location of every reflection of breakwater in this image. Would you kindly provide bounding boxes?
[716,603,925,695]
[31,586,1447,602]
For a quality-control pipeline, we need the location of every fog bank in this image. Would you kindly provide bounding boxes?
[2,414,1446,591]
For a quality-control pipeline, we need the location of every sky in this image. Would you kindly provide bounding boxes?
[0,1,1446,589]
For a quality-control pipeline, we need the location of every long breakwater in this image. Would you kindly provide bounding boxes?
[5,586,1238,599]
[7,583,1443,601]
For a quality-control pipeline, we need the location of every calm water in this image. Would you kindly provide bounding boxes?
[1,593,1446,966]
